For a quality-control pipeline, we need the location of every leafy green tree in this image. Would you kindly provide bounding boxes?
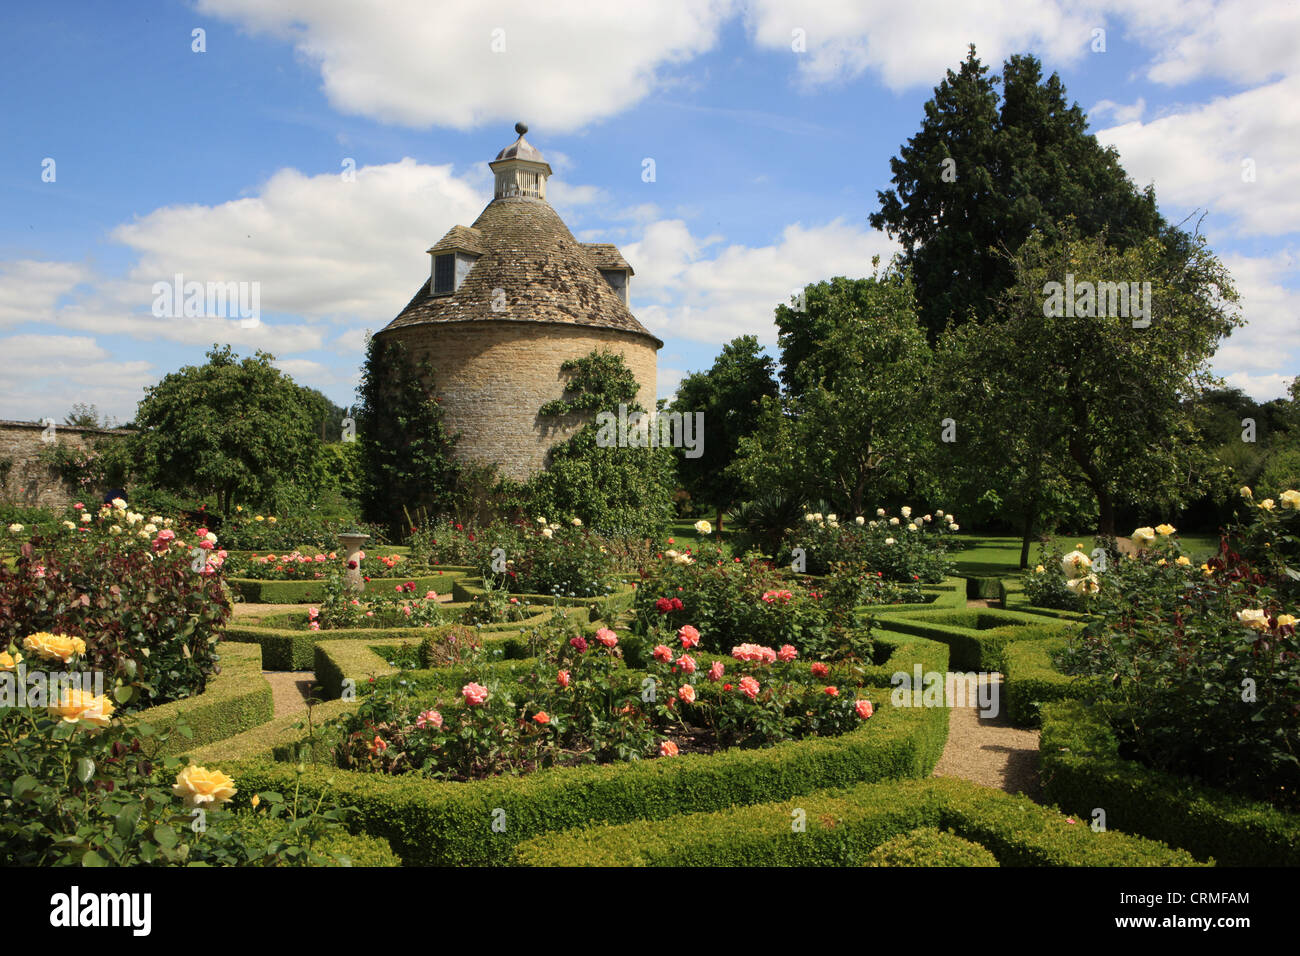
[871,47,1169,339]
[523,349,675,536]
[967,229,1241,538]
[131,345,318,513]
[670,335,778,529]
[355,335,462,535]
[737,273,934,516]
[65,403,111,429]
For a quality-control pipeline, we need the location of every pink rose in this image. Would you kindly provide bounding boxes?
[425,590,438,600]
[659,740,680,757]
[678,654,697,675]
[461,683,489,706]
[810,662,830,678]
[678,684,696,704]
[855,699,873,719]
[708,661,725,681]
[595,628,618,648]
[824,686,839,697]
[557,669,571,688]
[653,644,674,663]
[778,644,797,662]
[416,709,443,729]
[738,675,760,699]
[678,625,700,649]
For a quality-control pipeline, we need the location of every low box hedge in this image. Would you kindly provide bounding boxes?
[452,579,638,622]
[512,775,1201,867]
[871,607,1077,671]
[215,632,943,863]
[1003,638,1100,727]
[227,570,467,605]
[1039,700,1300,866]
[128,642,274,756]
[854,576,968,618]
[997,578,1089,622]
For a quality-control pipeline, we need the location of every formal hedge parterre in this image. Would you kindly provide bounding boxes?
[1039,700,1300,866]
[227,571,467,605]
[213,631,950,866]
[997,578,1088,622]
[128,641,274,755]
[1002,638,1101,727]
[511,776,1201,867]
[852,576,968,618]
[871,607,1078,671]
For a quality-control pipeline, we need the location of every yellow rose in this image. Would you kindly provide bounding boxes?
[1280,490,1300,510]
[693,519,712,535]
[255,515,264,522]
[1155,523,1176,536]
[1034,565,1045,574]
[1060,550,1092,579]
[1176,555,1191,566]
[1201,563,1213,576]
[1131,527,1157,549]
[1157,558,1168,566]
[1277,614,1297,628]
[173,765,237,808]
[250,794,260,809]
[1236,609,1269,631]
[48,689,115,728]
[22,632,87,664]
[1259,499,1276,512]
[1240,486,1253,499]
[0,649,21,671]
[267,516,277,524]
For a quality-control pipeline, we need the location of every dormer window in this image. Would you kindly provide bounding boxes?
[600,269,628,304]
[432,254,455,295]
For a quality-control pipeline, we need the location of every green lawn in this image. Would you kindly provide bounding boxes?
[664,519,1219,578]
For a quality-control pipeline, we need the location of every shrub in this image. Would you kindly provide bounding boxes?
[863,827,999,866]
[783,507,960,582]
[1022,540,1094,611]
[0,505,230,710]
[1057,521,1300,808]
[478,520,616,598]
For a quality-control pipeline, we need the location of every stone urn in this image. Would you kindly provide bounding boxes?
[338,532,370,593]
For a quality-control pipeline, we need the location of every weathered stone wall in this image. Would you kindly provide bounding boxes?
[380,320,659,481]
[0,421,133,509]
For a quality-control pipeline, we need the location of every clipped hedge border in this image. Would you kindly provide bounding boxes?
[1039,700,1300,866]
[222,631,951,866]
[997,578,1088,622]
[512,775,1200,867]
[225,606,554,672]
[227,571,468,605]
[129,642,274,756]
[453,579,638,621]
[1003,638,1101,727]
[872,607,1077,671]
[853,576,968,618]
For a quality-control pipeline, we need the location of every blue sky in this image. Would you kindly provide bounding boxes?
[1,0,1296,424]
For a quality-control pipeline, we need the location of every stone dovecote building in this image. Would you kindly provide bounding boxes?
[375,124,661,481]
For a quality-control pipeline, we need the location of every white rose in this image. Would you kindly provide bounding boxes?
[111,498,127,510]
[7,523,23,534]
[901,506,911,518]
[109,525,122,535]
[536,516,547,524]
[63,521,76,530]
[205,532,218,543]
[855,516,865,526]
[868,520,878,529]
[79,513,92,523]
[827,514,837,523]
[884,537,896,545]
[951,524,960,531]
[876,508,886,517]
[144,523,157,534]
[541,527,553,538]
[1061,550,1092,579]
[889,517,900,526]
[150,516,163,525]
[572,517,583,527]
[923,515,932,523]
[1131,527,1157,549]
[906,524,917,532]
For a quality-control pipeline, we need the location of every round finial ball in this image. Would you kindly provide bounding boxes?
[515,121,528,136]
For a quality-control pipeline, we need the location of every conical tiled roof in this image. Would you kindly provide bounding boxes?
[382,196,660,346]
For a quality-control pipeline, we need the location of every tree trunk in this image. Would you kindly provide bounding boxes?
[715,506,724,535]
[1019,501,1035,570]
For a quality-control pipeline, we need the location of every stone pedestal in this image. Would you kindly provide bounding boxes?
[338,533,370,593]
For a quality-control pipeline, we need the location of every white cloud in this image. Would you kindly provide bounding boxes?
[0,261,92,328]
[627,218,898,344]
[197,0,734,131]
[745,0,1102,91]
[1097,75,1300,237]
[1210,250,1299,400]
[1117,0,1300,87]
[0,333,153,423]
[1090,97,1146,123]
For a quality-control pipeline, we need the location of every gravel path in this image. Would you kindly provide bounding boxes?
[931,672,1042,800]
[262,670,317,716]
